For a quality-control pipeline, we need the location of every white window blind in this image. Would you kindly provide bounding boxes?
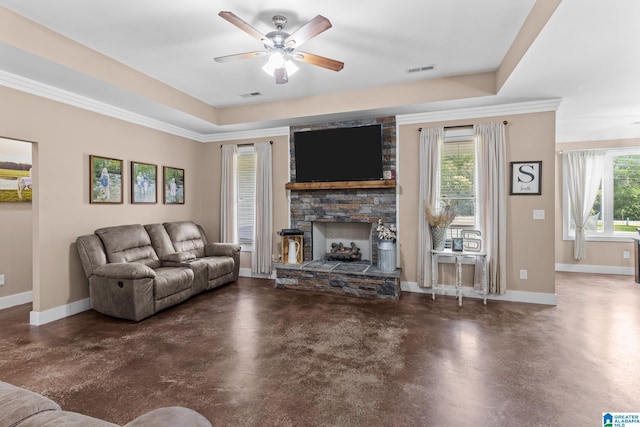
[439,129,476,229]
[236,145,256,244]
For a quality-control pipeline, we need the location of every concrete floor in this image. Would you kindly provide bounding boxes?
[0,272,639,426]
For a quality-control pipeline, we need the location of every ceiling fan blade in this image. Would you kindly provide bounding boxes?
[214,51,267,63]
[284,15,332,48]
[292,52,344,72]
[218,11,273,47]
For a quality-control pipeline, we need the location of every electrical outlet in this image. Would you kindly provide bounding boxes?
[624,251,630,259]
[373,197,380,204]
[0,274,4,286]
[519,270,528,280]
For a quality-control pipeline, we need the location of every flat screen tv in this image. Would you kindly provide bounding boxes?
[294,124,384,182]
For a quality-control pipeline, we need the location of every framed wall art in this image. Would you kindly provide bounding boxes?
[131,161,157,204]
[163,166,184,204]
[510,161,542,195]
[90,155,123,204]
[452,238,464,252]
[0,137,32,203]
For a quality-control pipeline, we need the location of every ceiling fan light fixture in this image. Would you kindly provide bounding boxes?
[262,49,298,80]
[262,50,285,75]
[284,59,299,76]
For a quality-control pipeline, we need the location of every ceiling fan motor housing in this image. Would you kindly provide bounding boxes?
[265,16,293,51]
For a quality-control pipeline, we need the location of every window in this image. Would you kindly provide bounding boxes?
[563,148,640,240]
[236,145,256,247]
[438,128,477,238]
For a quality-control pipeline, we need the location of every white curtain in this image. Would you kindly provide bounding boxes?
[220,144,237,243]
[475,122,507,294]
[562,150,606,260]
[417,127,443,287]
[251,142,273,274]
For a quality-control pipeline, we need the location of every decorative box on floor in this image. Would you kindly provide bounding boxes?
[278,229,304,264]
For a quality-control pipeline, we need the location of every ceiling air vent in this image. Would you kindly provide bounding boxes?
[240,92,262,98]
[406,65,435,74]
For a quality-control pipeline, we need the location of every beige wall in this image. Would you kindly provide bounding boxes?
[0,82,562,316]
[0,85,216,312]
[399,111,557,294]
[555,138,640,268]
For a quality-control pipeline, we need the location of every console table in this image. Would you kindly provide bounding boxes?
[431,249,487,306]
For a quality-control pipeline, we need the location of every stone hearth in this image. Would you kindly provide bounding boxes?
[275,260,401,300]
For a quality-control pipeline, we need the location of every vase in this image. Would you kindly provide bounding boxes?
[377,239,396,272]
[431,227,447,251]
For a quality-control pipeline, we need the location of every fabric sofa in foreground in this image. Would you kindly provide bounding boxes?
[76,221,240,321]
[0,380,211,426]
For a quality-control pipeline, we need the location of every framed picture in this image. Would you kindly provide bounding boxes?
[163,166,184,204]
[510,161,542,195]
[452,238,464,252]
[90,155,123,204]
[0,137,32,203]
[131,161,157,204]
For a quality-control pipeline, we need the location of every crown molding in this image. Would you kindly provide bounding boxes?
[0,69,292,143]
[1,69,562,142]
[0,69,206,141]
[396,98,563,125]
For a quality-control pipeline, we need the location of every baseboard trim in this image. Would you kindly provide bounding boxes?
[29,298,91,326]
[401,281,558,305]
[0,291,33,310]
[555,263,634,275]
[239,268,277,279]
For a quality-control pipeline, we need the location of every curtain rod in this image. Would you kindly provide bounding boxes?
[557,147,633,154]
[418,121,508,132]
[220,140,273,148]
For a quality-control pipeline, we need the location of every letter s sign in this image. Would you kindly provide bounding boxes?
[511,161,541,195]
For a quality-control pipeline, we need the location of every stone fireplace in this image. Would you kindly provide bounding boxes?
[291,188,396,264]
[275,116,400,300]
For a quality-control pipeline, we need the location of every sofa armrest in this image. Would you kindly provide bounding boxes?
[92,263,156,280]
[161,252,196,263]
[0,381,61,427]
[124,407,211,427]
[204,243,241,258]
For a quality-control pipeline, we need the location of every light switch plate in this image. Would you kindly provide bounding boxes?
[533,210,545,220]
[0,274,4,285]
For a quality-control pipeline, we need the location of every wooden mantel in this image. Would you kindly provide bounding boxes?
[285,180,396,191]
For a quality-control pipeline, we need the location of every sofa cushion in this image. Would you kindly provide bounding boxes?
[18,410,118,426]
[0,381,60,427]
[96,225,161,269]
[144,223,175,259]
[153,267,194,300]
[189,257,235,280]
[163,221,206,258]
[76,234,108,278]
[124,407,212,427]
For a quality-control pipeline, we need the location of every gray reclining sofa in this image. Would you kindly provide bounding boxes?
[1,379,211,426]
[76,221,240,321]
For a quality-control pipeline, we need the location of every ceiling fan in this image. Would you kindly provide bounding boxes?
[214,11,344,84]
